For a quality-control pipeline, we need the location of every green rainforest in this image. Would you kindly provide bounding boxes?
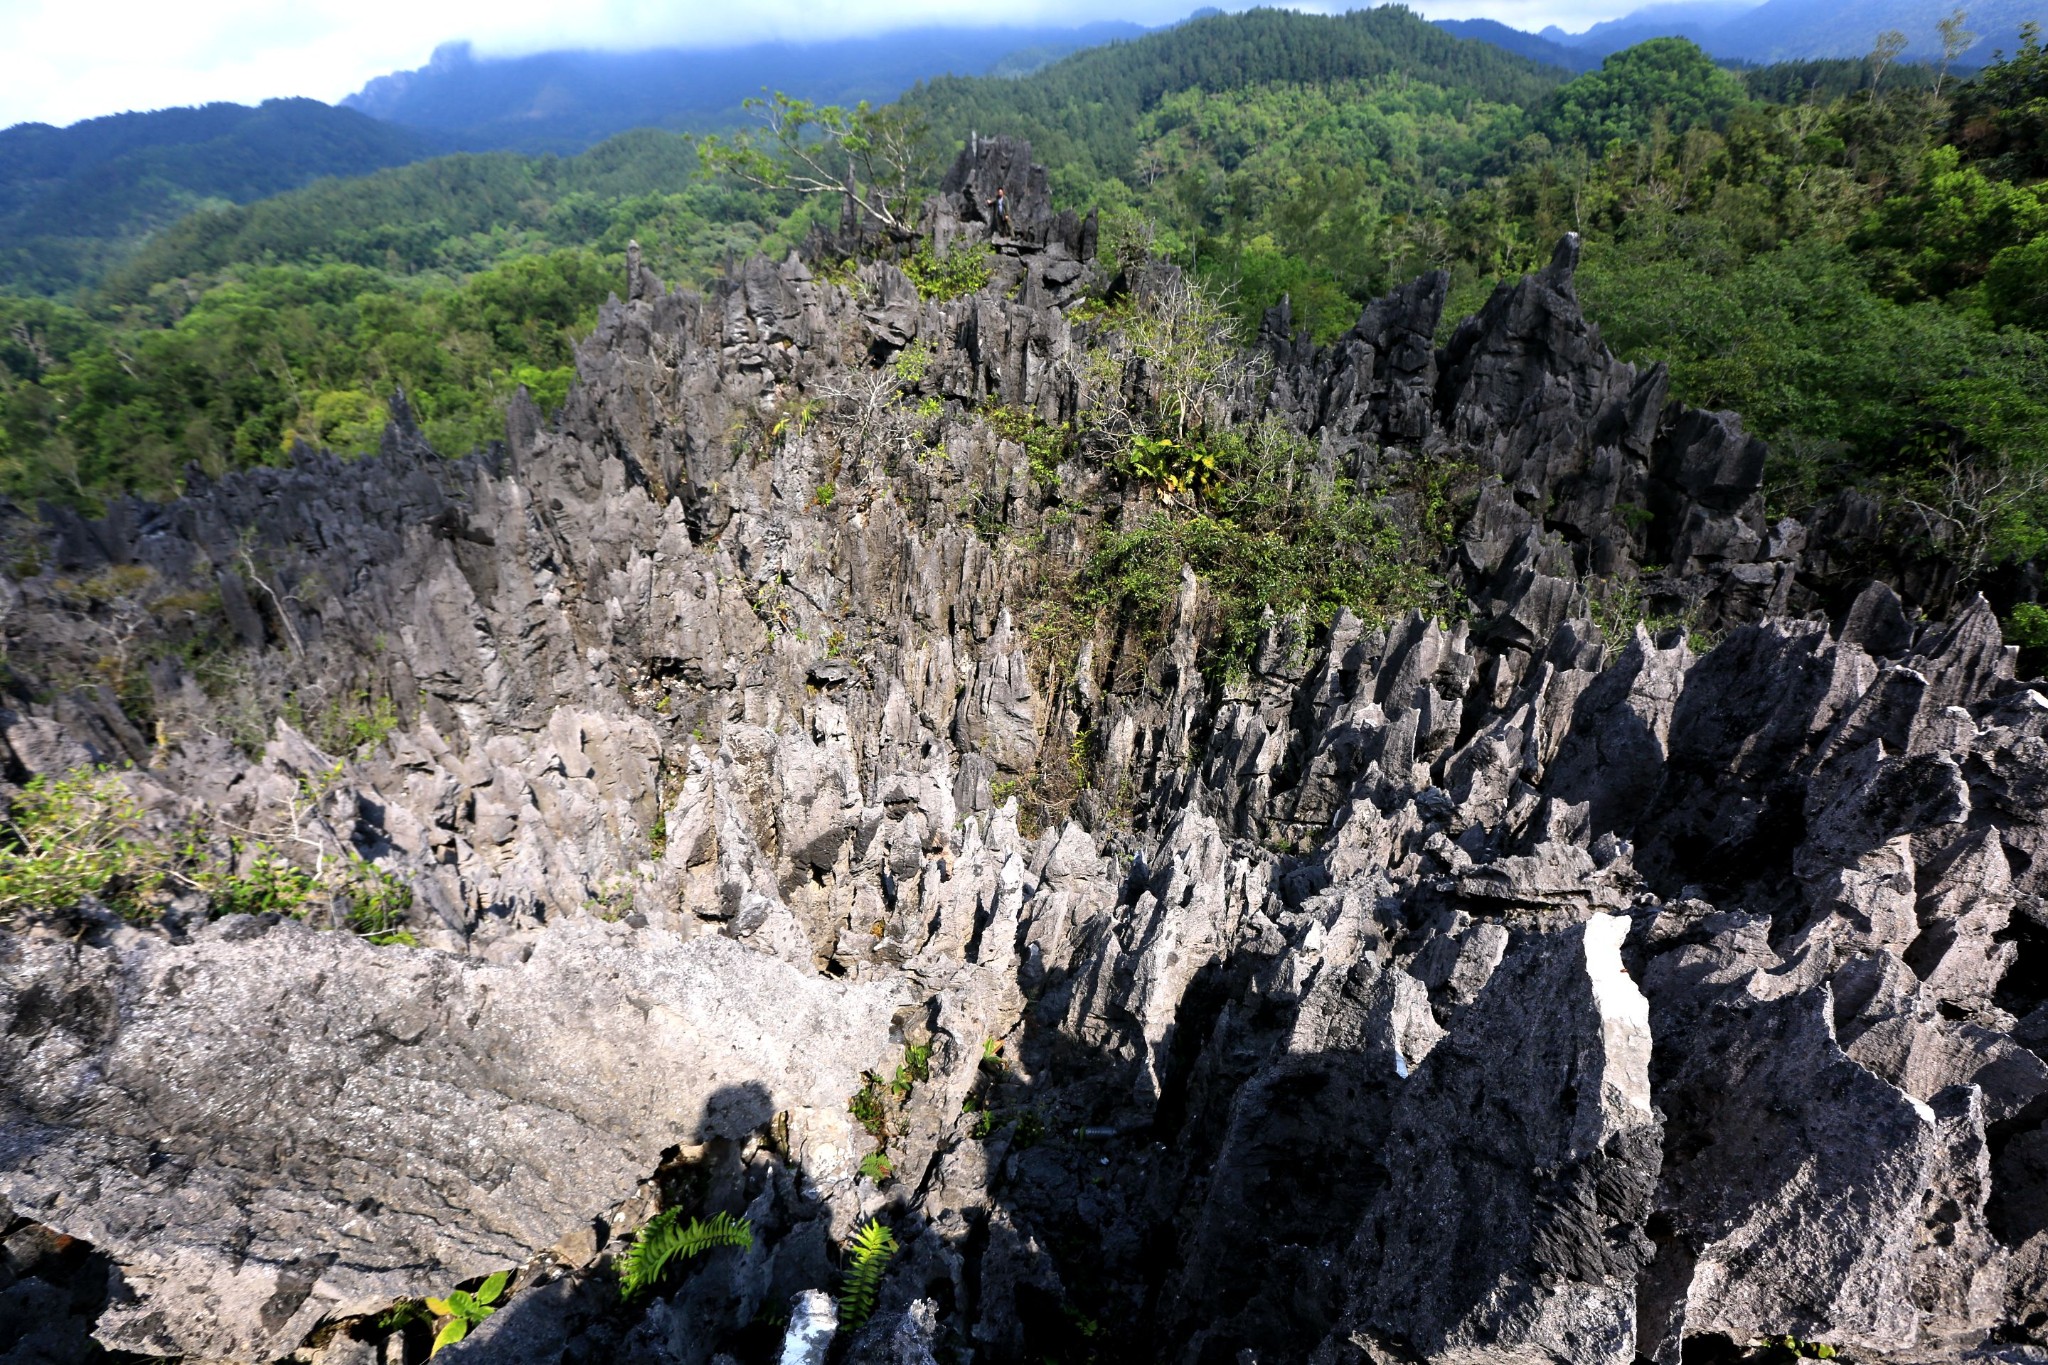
[0,7,2043,616]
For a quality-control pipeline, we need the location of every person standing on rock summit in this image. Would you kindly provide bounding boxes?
[987,186,1010,234]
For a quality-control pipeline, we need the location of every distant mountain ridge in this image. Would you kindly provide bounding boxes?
[0,98,439,294]
[343,24,1152,154]
[1537,1,1764,58]
[1430,18,1602,71]
[1525,0,2036,63]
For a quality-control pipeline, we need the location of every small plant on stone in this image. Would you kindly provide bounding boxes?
[837,1218,899,1330]
[1011,1108,1048,1150]
[424,1269,510,1354]
[891,339,934,387]
[849,1072,889,1139]
[890,1042,932,1100]
[858,1150,894,1182]
[1754,1336,1838,1361]
[616,1210,753,1301]
[376,1299,431,1333]
[962,1092,996,1140]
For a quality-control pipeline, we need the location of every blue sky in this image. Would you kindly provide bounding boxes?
[1,0,1643,131]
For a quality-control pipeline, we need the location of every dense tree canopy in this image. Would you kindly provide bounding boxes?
[1543,37,1752,147]
[0,4,2042,626]
[0,100,440,296]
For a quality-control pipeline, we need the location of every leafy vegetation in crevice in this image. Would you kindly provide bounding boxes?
[1752,1334,1841,1361]
[615,1210,754,1301]
[847,1041,934,1185]
[904,240,994,300]
[378,1269,514,1356]
[1056,272,1454,687]
[836,1218,899,1332]
[425,1270,511,1354]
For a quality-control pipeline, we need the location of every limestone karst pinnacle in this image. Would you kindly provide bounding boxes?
[0,138,2043,1365]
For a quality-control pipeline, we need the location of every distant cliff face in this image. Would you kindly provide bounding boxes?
[0,139,2044,1365]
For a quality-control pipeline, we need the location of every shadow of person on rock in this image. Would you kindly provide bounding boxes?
[435,1079,834,1365]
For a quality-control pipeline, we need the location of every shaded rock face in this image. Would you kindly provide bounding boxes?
[0,921,896,1361]
[0,139,2044,1364]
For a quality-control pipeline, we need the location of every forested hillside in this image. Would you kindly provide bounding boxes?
[0,100,440,295]
[0,128,809,488]
[0,21,1152,299]
[904,7,1568,195]
[919,20,2047,619]
[0,5,2042,636]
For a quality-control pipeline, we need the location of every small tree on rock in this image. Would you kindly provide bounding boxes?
[698,93,934,235]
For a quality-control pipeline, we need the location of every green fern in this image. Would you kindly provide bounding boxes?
[616,1210,753,1301]
[837,1218,899,1331]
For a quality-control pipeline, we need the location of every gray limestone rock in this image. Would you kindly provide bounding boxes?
[0,137,2041,1365]
[0,919,898,1360]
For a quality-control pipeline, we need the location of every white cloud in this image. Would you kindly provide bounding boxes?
[0,0,1639,131]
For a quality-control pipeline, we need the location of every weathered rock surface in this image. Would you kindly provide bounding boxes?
[0,138,2043,1364]
[0,917,897,1359]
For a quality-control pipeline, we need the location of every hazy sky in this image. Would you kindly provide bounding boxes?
[2,0,1642,130]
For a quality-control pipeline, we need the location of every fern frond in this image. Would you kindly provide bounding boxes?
[616,1209,754,1300]
[837,1218,899,1331]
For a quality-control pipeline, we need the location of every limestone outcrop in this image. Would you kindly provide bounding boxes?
[0,138,2043,1365]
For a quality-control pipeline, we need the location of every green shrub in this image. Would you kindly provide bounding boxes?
[199,841,319,919]
[286,688,400,756]
[2008,601,2048,675]
[985,404,1070,488]
[1126,434,1220,499]
[0,761,420,939]
[0,769,153,920]
[336,856,416,943]
[891,339,934,386]
[1079,497,1426,681]
[904,241,993,301]
[2007,601,2048,647]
